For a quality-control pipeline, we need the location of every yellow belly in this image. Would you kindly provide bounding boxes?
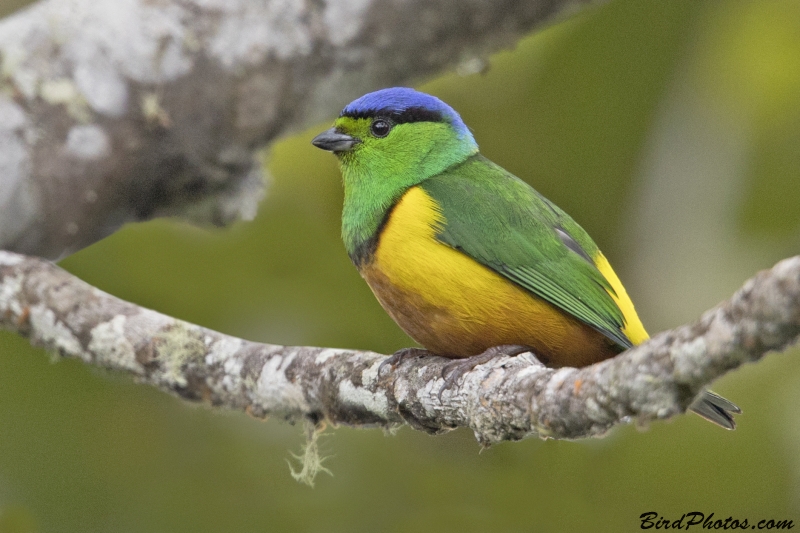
[360,186,628,367]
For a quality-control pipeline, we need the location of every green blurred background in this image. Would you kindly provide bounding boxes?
[1,0,800,531]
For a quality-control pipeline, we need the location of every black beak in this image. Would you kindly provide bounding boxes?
[311,128,359,152]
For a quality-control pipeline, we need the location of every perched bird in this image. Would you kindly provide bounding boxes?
[312,87,740,429]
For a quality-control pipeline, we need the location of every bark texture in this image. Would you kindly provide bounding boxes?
[1,250,797,445]
[0,0,597,260]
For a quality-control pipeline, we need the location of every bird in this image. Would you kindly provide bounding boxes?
[311,87,740,429]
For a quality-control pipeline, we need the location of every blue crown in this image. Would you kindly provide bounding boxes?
[341,87,474,142]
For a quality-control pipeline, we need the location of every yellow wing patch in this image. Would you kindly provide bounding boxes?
[593,252,649,345]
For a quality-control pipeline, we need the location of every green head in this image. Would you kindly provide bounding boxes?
[312,87,478,263]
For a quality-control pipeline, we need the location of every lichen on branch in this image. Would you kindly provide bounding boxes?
[0,0,591,259]
[1,251,798,446]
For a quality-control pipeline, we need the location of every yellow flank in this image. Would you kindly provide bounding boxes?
[360,186,620,367]
[593,252,649,345]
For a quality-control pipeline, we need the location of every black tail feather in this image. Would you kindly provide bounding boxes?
[689,390,742,430]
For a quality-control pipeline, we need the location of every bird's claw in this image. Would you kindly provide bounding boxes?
[378,347,430,377]
[437,344,532,401]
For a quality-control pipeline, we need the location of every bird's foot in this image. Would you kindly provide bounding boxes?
[438,344,532,400]
[378,347,430,377]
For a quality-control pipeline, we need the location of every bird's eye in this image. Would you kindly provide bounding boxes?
[370,119,391,138]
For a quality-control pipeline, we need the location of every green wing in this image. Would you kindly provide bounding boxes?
[420,154,632,349]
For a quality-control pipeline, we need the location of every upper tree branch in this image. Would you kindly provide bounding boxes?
[0,0,598,260]
[1,250,797,444]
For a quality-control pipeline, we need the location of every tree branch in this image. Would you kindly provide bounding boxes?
[0,0,598,260]
[1,250,797,445]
